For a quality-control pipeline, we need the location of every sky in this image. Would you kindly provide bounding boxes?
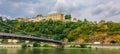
[0,0,120,22]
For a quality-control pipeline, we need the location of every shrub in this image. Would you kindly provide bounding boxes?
[33,42,41,47]
[22,44,27,48]
[43,44,49,47]
[70,45,79,48]
[80,44,87,48]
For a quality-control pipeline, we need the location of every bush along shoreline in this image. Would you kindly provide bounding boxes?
[22,43,56,48]
[69,44,91,48]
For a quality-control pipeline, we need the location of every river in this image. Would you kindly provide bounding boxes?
[0,48,120,54]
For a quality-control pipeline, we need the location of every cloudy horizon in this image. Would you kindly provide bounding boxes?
[0,0,120,22]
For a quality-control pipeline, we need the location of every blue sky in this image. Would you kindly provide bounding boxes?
[0,0,120,22]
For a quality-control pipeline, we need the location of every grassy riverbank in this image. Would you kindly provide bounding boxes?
[0,43,120,49]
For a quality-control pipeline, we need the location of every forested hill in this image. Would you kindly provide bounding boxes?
[0,17,120,43]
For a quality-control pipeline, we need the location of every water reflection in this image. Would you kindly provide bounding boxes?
[0,48,120,54]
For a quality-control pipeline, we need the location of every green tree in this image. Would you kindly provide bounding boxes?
[65,14,71,19]
[0,16,3,22]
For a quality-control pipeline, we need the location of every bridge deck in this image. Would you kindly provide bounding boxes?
[0,32,62,45]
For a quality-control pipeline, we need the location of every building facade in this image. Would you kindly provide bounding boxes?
[46,13,64,21]
[16,13,64,22]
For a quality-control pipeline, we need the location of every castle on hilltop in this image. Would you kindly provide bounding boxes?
[16,13,78,22]
[16,13,66,22]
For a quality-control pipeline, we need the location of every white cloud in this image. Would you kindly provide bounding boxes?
[0,14,12,20]
[51,0,120,22]
[12,2,40,15]
[89,1,120,22]
[0,0,120,22]
[27,8,36,14]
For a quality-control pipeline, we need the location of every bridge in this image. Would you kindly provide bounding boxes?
[0,32,63,45]
[1,32,120,48]
[0,20,64,45]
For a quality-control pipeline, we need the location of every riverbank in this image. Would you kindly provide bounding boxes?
[0,44,120,49]
[64,44,120,49]
[0,44,21,48]
[90,45,120,49]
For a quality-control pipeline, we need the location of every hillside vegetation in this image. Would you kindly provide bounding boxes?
[0,17,120,43]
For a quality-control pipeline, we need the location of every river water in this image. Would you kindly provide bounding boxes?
[0,48,120,54]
